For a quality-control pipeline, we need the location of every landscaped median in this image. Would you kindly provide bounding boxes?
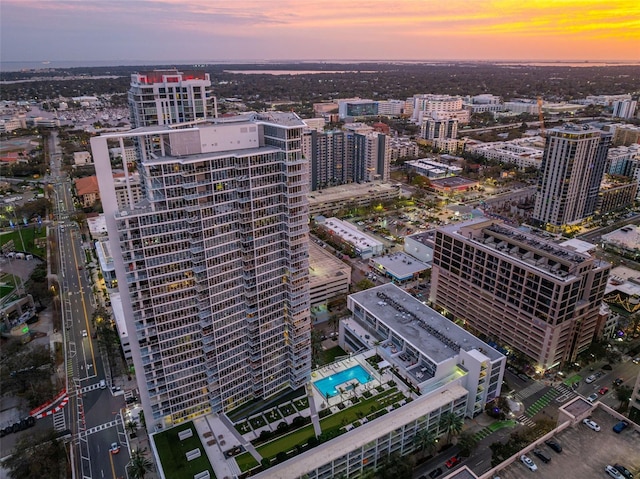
[235,386,408,473]
[154,422,216,479]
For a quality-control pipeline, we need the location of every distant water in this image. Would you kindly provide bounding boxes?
[2,60,639,72]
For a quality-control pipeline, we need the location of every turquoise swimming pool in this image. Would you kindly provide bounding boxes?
[313,365,373,398]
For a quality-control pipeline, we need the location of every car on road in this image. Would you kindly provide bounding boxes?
[520,454,537,471]
[606,465,624,479]
[544,439,562,453]
[583,418,600,431]
[445,456,460,469]
[614,464,633,479]
[81,329,88,338]
[585,374,596,383]
[613,420,629,433]
[633,357,640,364]
[598,387,609,395]
[613,378,624,387]
[587,393,598,403]
[428,467,443,478]
[109,442,120,454]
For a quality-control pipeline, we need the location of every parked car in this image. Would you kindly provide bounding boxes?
[428,467,443,478]
[606,465,624,479]
[544,439,562,453]
[587,393,598,403]
[533,448,551,463]
[613,420,629,433]
[613,378,624,386]
[520,454,537,472]
[445,456,460,469]
[585,374,596,383]
[614,464,633,479]
[583,418,600,431]
[598,387,609,395]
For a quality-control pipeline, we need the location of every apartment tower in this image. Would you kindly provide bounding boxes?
[128,69,217,128]
[533,124,611,232]
[91,112,311,429]
[430,217,610,370]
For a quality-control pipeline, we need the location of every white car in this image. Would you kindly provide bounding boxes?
[81,329,88,338]
[585,374,596,383]
[605,465,623,479]
[582,418,600,431]
[520,454,537,471]
[586,393,598,403]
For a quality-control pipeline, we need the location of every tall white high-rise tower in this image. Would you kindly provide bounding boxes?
[91,112,311,429]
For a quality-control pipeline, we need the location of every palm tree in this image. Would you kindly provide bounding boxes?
[457,432,479,457]
[126,420,138,437]
[616,385,633,411]
[127,448,154,479]
[439,411,464,445]
[413,428,438,460]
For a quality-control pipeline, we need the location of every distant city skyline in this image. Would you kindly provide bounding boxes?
[2,0,639,65]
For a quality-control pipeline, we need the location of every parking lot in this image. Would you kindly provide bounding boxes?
[491,407,639,479]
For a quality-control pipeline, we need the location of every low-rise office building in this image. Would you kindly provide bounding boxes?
[316,217,384,258]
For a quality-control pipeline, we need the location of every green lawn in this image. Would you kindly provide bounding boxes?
[0,273,19,300]
[293,397,309,411]
[249,415,267,429]
[320,345,347,365]
[254,387,400,461]
[563,374,581,386]
[235,452,259,471]
[153,422,216,479]
[0,227,46,257]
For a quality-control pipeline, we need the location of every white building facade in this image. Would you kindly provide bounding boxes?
[91,113,311,429]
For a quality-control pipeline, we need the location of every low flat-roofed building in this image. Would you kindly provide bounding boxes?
[466,136,544,169]
[601,225,640,261]
[597,178,638,215]
[317,217,384,258]
[252,383,469,479]
[342,284,505,417]
[369,251,429,282]
[109,293,131,360]
[94,237,117,289]
[404,230,436,264]
[603,265,640,315]
[307,182,402,217]
[406,158,463,179]
[86,214,108,238]
[429,176,479,193]
[309,242,351,323]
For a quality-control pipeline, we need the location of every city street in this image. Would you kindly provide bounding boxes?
[49,132,129,479]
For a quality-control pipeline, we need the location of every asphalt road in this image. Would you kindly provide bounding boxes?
[49,133,128,478]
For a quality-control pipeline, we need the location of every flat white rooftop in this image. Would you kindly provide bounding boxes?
[350,284,503,364]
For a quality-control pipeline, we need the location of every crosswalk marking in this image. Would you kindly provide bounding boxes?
[53,410,66,432]
[517,414,536,427]
[512,382,546,401]
[79,419,120,437]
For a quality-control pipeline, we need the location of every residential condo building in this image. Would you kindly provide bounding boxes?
[91,112,311,429]
[533,124,611,232]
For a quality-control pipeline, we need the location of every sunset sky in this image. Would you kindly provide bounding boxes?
[1,0,639,63]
